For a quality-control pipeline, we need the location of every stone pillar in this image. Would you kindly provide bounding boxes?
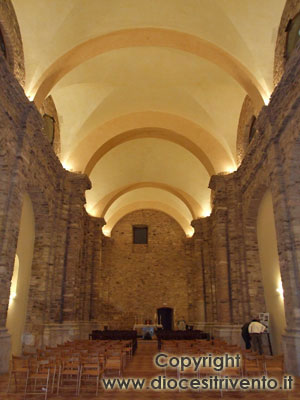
[185,234,202,323]
[79,215,105,322]
[208,175,246,344]
[191,218,208,323]
[61,172,91,323]
[209,176,232,325]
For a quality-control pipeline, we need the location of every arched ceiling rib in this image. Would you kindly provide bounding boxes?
[105,188,193,223]
[84,128,215,177]
[90,182,201,219]
[52,47,245,164]
[13,0,284,100]
[66,112,235,174]
[104,201,193,237]
[32,28,265,110]
[11,0,286,234]
[86,138,212,218]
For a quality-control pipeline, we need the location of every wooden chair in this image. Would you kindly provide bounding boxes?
[57,358,81,395]
[243,354,264,376]
[78,357,104,395]
[24,359,51,400]
[104,356,123,377]
[7,355,30,393]
[264,355,284,377]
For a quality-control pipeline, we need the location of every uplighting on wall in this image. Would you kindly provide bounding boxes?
[102,227,111,237]
[186,227,194,238]
[8,255,19,307]
[224,164,237,174]
[276,279,284,300]
[61,160,73,171]
[9,291,16,307]
[25,89,34,101]
[85,204,98,217]
[202,206,211,217]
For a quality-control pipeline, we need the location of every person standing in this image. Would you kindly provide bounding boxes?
[241,321,252,349]
[248,319,266,354]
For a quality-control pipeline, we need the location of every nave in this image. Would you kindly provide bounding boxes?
[1,340,300,400]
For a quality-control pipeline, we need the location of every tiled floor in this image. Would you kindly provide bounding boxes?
[1,340,300,399]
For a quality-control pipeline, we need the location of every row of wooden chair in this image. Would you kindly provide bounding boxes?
[160,339,284,377]
[7,339,133,398]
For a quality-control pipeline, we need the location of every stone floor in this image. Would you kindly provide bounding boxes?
[1,340,300,399]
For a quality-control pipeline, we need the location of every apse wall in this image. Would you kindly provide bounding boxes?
[100,209,193,328]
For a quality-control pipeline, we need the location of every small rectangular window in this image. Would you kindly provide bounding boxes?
[133,225,148,244]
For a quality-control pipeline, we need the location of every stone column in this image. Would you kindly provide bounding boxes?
[209,176,232,324]
[89,217,105,321]
[191,217,216,336]
[79,215,105,323]
[190,218,207,323]
[209,175,244,344]
[61,172,91,323]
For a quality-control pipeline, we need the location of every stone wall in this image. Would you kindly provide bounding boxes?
[0,54,100,369]
[193,40,300,373]
[274,0,300,86]
[100,210,193,329]
[0,0,25,86]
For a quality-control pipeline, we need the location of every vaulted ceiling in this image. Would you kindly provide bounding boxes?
[12,0,286,235]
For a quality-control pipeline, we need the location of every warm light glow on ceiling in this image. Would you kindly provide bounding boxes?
[61,160,73,171]
[276,279,284,300]
[202,206,211,217]
[25,89,34,101]
[263,92,272,106]
[85,204,98,217]
[224,165,237,174]
[102,227,111,237]
[186,227,194,238]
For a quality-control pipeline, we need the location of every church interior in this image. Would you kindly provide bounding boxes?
[1,0,300,397]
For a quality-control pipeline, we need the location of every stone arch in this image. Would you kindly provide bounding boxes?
[97,182,201,220]
[24,183,53,345]
[6,192,35,355]
[243,177,271,319]
[85,127,215,177]
[274,0,300,86]
[0,0,25,86]
[256,189,286,354]
[104,201,192,237]
[69,112,233,175]
[33,28,266,110]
